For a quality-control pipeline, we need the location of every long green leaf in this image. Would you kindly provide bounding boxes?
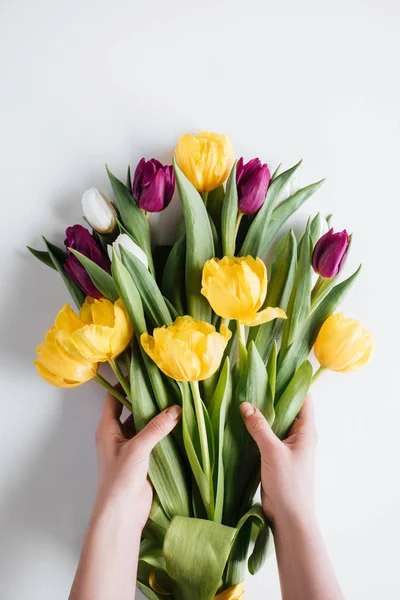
[266,341,277,419]
[174,159,214,322]
[239,160,302,257]
[276,265,361,398]
[120,247,172,327]
[207,184,225,240]
[69,249,118,302]
[208,358,232,523]
[161,234,186,315]
[130,342,191,519]
[225,504,272,586]
[43,237,85,308]
[142,493,170,544]
[273,360,313,439]
[248,229,297,361]
[106,166,154,272]
[221,162,238,257]
[27,247,57,270]
[223,343,268,525]
[164,516,237,600]
[280,218,312,356]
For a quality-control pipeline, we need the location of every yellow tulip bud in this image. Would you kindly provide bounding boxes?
[56,297,134,362]
[35,328,97,388]
[141,316,232,381]
[314,313,375,372]
[175,131,234,192]
[201,256,287,326]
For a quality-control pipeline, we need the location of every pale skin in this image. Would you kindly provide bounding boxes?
[70,394,344,600]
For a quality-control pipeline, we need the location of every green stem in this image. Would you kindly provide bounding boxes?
[236,320,247,374]
[109,358,131,399]
[94,373,132,411]
[310,276,329,309]
[190,381,212,510]
[234,211,244,242]
[201,191,209,207]
[312,365,326,383]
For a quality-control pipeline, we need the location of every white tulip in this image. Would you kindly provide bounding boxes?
[82,187,117,234]
[108,233,149,269]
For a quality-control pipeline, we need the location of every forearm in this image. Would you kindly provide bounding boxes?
[272,511,345,600]
[70,497,141,600]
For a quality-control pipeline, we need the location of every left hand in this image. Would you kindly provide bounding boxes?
[94,391,182,530]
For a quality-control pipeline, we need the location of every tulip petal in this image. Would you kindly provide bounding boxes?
[34,361,85,388]
[55,304,84,333]
[241,307,287,327]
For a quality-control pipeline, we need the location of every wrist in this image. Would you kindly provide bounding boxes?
[270,506,318,536]
[92,491,145,535]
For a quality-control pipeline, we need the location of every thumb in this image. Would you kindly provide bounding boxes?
[134,405,182,455]
[240,402,279,455]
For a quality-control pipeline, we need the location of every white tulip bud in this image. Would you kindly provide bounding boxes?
[82,187,117,234]
[108,233,149,269]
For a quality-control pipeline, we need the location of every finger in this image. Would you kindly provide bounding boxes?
[134,405,182,454]
[240,402,279,455]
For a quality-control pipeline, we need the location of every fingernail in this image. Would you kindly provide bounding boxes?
[166,405,182,421]
[240,402,256,418]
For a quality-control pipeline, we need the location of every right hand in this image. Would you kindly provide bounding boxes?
[240,395,317,526]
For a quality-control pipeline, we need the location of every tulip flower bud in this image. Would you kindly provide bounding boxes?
[132,158,175,212]
[82,187,117,234]
[236,157,271,215]
[64,224,110,298]
[312,228,349,279]
[108,233,149,269]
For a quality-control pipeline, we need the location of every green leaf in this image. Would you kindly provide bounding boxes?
[42,237,85,308]
[275,265,361,398]
[161,234,186,315]
[27,246,57,270]
[120,247,172,327]
[130,341,191,519]
[207,185,225,240]
[126,164,132,191]
[273,360,313,439]
[174,159,214,322]
[266,341,277,418]
[112,253,170,413]
[142,494,170,544]
[280,219,312,356]
[271,162,283,181]
[221,161,238,257]
[248,230,297,361]
[163,516,237,600]
[139,540,166,571]
[239,160,302,257]
[225,504,272,586]
[69,249,118,302]
[106,166,154,272]
[208,358,232,523]
[223,343,269,525]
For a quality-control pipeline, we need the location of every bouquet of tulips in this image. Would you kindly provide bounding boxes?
[29,132,374,600]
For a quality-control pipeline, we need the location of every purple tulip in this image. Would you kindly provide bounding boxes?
[132,158,175,212]
[64,224,110,298]
[236,157,271,215]
[312,228,349,279]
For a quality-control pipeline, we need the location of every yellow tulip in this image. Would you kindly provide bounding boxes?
[214,582,245,600]
[141,316,232,381]
[314,312,375,372]
[175,131,234,192]
[35,328,97,388]
[201,256,287,326]
[56,297,134,362]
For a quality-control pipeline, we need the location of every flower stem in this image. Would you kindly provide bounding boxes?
[190,381,212,505]
[201,191,209,207]
[109,358,131,400]
[236,320,247,374]
[234,211,244,241]
[93,373,132,411]
[312,365,326,384]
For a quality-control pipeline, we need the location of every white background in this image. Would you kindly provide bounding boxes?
[0,0,399,598]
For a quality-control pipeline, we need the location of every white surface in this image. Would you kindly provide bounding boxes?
[0,1,399,598]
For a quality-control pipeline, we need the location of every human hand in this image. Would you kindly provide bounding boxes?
[240,395,317,527]
[94,391,182,530]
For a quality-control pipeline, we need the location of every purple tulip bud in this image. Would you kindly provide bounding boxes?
[236,157,271,215]
[132,158,175,212]
[64,224,110,298]
[312,228,349,279]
